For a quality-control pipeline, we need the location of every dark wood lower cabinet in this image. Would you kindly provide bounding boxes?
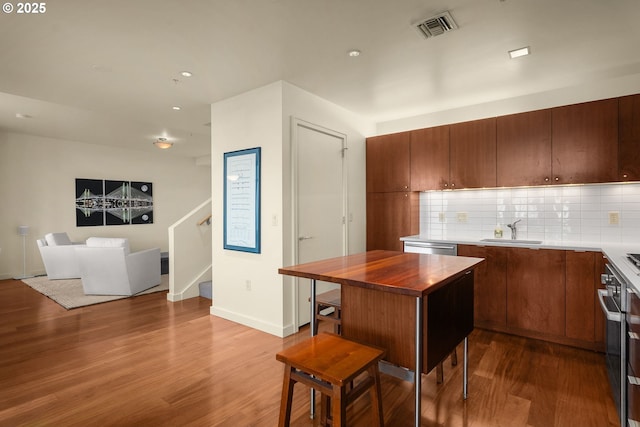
[506,248,566,337]
[565,251,596,342]
[458,245,507,328]
[468,246,605,351]
[565,251,605,351]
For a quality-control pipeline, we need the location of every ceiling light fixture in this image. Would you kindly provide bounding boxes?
[508,46,530,59]
[153,137,173,149]
[348,49,361,57]
[172,106,181,111]
[180,71,193,77]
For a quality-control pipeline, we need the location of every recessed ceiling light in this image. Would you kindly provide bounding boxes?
[508,46,530,59]
[347,49,361,57]
[180,71,193,77]
[172,106,181,111]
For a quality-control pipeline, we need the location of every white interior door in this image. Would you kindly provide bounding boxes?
[294,119,347,328]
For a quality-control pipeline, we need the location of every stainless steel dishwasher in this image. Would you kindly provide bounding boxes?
[403,241,457,256]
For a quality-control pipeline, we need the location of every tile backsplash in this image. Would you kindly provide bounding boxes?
[421,182,640,244]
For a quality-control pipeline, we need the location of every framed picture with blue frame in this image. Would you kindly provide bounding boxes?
[223,147,261,253]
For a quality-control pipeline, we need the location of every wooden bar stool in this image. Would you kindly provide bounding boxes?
[313,289,342,334]
[276,332,385,427]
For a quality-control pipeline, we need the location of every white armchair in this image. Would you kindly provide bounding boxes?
[36,232,85,279]
[75,237,161,296]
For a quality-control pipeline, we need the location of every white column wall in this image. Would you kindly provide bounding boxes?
[210,81,374,337]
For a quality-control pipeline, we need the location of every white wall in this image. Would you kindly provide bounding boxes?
[210,82,286,336]
[210,81,374,337]
[377,73,640,134]
[0,132,211,279]
[281,81,375,331]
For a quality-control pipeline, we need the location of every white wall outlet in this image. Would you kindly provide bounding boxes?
[457,212,468,223]
[245,280,251,291]
[608,211,620,225]
[438,212,446,222]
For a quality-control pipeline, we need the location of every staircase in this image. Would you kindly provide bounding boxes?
[198,281,212,300]
[166,199,212,302]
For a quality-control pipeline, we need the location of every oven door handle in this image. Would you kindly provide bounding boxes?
[597,289,622,322]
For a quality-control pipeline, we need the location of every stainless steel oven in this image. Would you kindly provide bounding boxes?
[627,282,640,427]
[600,262,626,425]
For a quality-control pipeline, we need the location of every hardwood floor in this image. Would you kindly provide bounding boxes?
[0,279,619,427]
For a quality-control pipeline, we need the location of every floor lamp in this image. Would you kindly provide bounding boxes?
[15,225,29,280]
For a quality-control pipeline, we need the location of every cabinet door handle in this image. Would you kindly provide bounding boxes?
[298,236,314,241]
[544,177,550,182]
[630,331,640,340]
[554,177,560,182]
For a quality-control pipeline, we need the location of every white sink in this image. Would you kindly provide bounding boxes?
[480,239,542,244]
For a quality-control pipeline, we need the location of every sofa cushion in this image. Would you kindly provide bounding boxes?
[45,232,72,246]
[85,237,130,255]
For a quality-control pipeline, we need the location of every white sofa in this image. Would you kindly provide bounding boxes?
[75,237,161,296]
[36,232,86,279]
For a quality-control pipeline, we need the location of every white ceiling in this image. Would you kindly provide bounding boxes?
[1,0,639,159]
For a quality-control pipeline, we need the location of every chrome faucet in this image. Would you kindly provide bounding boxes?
[507,219,521,240]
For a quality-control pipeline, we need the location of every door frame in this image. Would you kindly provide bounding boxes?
[290,117,349,331]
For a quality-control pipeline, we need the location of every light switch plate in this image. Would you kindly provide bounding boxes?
[457,212,468,223]
[608,211,619,225]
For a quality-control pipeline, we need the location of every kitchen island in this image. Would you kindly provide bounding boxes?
[279,250,484,427]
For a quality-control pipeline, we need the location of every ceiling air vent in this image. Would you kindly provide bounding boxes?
[414,11,458,39]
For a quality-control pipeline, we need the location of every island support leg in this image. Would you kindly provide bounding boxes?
[415,296,423,427]
[309,278,317,419]
[463,336,468,399]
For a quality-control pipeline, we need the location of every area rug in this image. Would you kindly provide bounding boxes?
[21,274,169,310]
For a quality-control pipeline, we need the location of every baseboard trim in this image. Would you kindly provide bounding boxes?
[210,306,296,338]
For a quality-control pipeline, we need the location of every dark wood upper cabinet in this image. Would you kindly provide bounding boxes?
[366,192,419,251]
[366,132,411,192]
[449,118,497,189]
[551,98,618,184]
[497,109,552,187]
[619,94,640,181]
[410,126,450,191]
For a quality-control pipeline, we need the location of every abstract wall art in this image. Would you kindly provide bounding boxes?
[75,178,154,227]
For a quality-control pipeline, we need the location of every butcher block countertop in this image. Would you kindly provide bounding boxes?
[278,250,484,298]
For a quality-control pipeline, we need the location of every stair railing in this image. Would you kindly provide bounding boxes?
[167,198,212,302]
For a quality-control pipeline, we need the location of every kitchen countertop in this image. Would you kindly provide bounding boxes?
[601,246,640,297]
[279,250,484,297]
[401,235,640,294]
